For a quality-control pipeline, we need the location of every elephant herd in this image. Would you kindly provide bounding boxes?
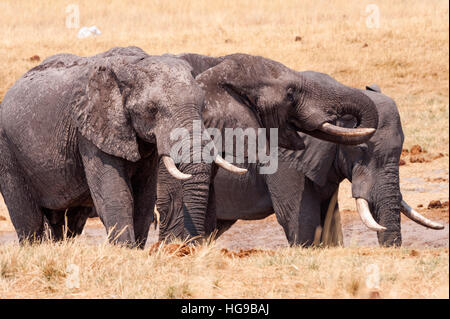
[0,46,443,249]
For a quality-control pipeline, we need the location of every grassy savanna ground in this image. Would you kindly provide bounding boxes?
[0,240,448,298]
[0,1,449,298]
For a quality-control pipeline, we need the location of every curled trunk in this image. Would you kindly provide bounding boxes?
[303,88,379,145]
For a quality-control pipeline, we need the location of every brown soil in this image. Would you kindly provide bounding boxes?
[148,242,195,257]
[428,200,449,209]
[409,249,420,257]
[400,145,445,164]
[410,144,423,155]
[410,155,429,163]
[220,248,275,258]
[426,177,448,183]
[29,55,40,62]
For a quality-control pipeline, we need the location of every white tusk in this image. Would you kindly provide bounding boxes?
[320,122,376,137]
[355,198,387,232]
[401,200,444,230]
[162,156,192,180]
[214,155,247,174]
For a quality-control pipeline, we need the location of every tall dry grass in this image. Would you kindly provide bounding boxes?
[0,239,448,298]
[0,0,448,151]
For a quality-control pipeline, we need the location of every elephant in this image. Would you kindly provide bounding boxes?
[0,46,244,247]
[156,53,380,242]
[169,84,444,247]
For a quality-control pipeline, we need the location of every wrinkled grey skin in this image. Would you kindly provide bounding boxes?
[157,53,379,242]
[0,47,211,247]
[206,85,405,247]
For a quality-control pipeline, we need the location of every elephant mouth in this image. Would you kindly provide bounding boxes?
[279,123,305,150]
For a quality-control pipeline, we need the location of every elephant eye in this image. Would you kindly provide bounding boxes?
[286,87,295,102]
[147,106,158,118]
[356,143,368,153]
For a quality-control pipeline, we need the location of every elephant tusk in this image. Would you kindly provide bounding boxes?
[320,122,376,137]
[355,198,387,232]
[400,200,444,230]
[214,155,248,174]
[162,156,192,180]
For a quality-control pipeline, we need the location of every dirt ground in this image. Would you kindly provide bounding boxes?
[0,156,448,249]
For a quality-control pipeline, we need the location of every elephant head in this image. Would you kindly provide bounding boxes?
[73,53,242,178]
[295,84,443,246]
[194,54,379,152]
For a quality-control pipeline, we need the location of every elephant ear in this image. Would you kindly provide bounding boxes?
[279,133,337,187]
[177,53,224,77]
[73,64,140,162]
[195,57,262,108]
[196,58,265,159]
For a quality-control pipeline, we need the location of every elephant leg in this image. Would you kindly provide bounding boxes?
[0,142,44,243]
[208,219,237,239]
[204,170,218,240]
[43,207,92,241]
[131,153,158,249]
[296,178,323,247]
[79,138,135,246]
[263,163,305,246]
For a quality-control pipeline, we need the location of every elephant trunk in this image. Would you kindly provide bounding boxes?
[156,106,245,241]
[303,87,379,145]
[177,120,212,239]
[371,164,402,246]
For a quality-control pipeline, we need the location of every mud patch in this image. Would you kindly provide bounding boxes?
[400,145,445,164]
[29,55,40,62]
[401,148,409,157]
[409,249,420,257]
[426,177,448,183]
[428,200,449,209]
[410,155,430,163]
[410,145,424,155]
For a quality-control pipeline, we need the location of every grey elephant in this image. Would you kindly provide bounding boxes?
[156,53,380,241]
[196,84,444,247]
[0,47,243,247]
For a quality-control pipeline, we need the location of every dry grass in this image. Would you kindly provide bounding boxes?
[0,0,448,151]
[0,1,448,298]
[0,239,448,299]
